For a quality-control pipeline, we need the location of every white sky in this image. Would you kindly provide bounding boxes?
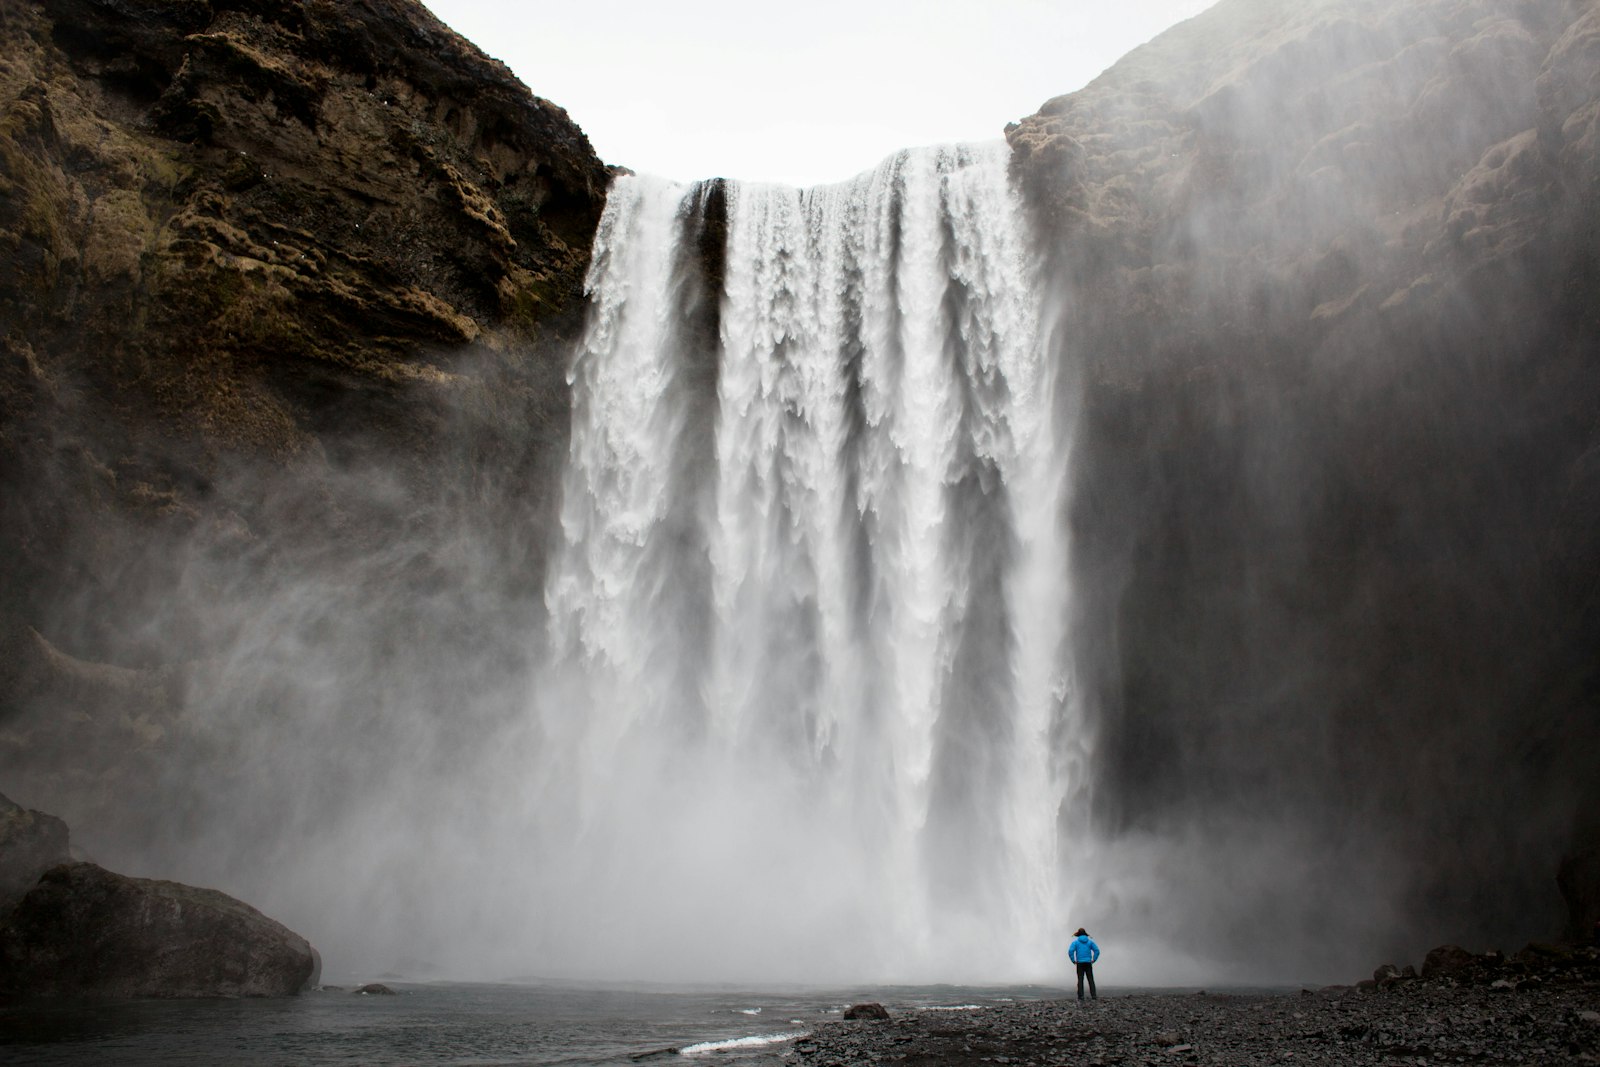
[420,1,1214,187]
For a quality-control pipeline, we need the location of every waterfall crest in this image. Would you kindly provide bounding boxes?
[538,143,1078,981]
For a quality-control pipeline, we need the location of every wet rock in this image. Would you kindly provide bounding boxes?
[0,0,612,842]
[355,983,397,995]
[1422,945,1479,980]
[0,862,319,998]
[1006,0,1600,975]
[1517,941,1577,964]
[789,966,1600,1067]
[0,792,70,916]
[843,1002,890,1020]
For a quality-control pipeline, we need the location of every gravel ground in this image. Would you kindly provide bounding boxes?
[782,953,1600,1066]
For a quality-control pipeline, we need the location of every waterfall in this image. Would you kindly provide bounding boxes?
[537,143,1077,982]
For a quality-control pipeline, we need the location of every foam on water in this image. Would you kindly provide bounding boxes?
[680,1032,807,1056]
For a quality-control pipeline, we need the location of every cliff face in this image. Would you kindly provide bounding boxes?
[0,0,608,863]
[1010,0,1600,968]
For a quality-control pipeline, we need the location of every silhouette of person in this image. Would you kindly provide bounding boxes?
[1068,927,1100,1001]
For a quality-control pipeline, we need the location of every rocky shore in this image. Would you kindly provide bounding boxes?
[789,949,1600,1066]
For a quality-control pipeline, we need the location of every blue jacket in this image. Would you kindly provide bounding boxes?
[1068,934,1100,964]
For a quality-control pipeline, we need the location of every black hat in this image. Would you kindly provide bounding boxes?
[1074,928,1087,936]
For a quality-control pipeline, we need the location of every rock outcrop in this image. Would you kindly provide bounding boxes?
[0,0,608,597]
[0,791,70,915]
[1008,0,1600,972]
[0,860,319,997]
[0,0,609,856]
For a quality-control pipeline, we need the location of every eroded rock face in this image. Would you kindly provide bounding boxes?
[0,0,609,853]
[0,0,609,625]
[0,861,319,998]
[1008,0,1600,973]
[0,791,71,916]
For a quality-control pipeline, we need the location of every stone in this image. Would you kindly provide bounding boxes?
[843,1002,890,1020]
[355,983,397,995]
[0,792,70,916]
[0,862,319,997]
[1422,945,1479,980]
[1515,941,1575,963]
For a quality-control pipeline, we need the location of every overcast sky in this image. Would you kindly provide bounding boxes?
[420,1,1214,187]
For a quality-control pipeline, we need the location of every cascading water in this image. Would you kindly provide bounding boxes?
[535,143,1079,982]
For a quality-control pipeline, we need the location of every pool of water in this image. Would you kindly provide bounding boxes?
[0,980,1070,1065]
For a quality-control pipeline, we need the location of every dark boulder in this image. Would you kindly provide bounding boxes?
[354,983,396,995]
[1422,944,1481,981]
[0,862,319,998]
[0,792,70,916]
[844,1002,890,1020]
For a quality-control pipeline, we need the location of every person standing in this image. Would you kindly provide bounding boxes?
[1068,927,1100,1002]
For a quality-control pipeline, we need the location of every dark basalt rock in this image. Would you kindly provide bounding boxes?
[0,861,319,998]
[791,984,1600,1066]
[1006,0,1600,975]
[353,982,396,995]
[843,1002,891,1020]
[0,0,611,861]
[1422,944,1482,980]
[0,792,71,917]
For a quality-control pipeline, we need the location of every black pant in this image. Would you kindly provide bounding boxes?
[1075,961,1097,1000]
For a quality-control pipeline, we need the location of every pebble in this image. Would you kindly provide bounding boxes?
[783,962,1600,1066]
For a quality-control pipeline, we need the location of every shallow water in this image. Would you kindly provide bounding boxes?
[0,981,1069,1066]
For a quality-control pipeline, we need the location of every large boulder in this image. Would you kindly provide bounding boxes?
[0,792,71,916]
[0,862,319,998]
[1421,944,1482,981]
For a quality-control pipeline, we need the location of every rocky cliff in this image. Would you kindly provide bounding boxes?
[1009,0,1600,970]
[0,0,608,853]
[0,0,607,639]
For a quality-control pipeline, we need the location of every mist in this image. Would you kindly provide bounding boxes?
[4,0,1599,992]
[1013,0,1600,978]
